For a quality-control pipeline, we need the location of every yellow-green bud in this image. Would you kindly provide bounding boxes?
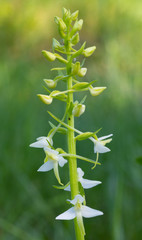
[52,38,64,51]
[72,103,85,117]
[83,46,96,57]
[44,79,57,88]
[89,86,106,96]
[54,16,66,31]
[72,19,83,34]
[42,50,56,61]
[78,67,87,77]
[71,10,79,21]
[37,94,53,104]
[72,62,80,75]
[71,33,80,45]
[62,8,68,18]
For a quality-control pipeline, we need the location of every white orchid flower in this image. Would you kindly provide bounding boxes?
[38,148,67,185]
[56,194,103,235]
[29,136,53,149]
[65,168,101,191]
[91,134,113,153]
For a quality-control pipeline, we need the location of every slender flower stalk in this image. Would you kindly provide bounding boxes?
[30,8,112,240]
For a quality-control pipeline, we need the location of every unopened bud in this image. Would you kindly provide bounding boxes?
[52,38,64,51]
[62,8,68,18]
[72,62,80,75]
[72,103,85,117]
[78,67,87,77]
[42,50,56,61]
[54,16,66,31]
[37,94,53,105]
[72,19,83,35]
[89,86,106,96]
[71,10,79,21]
[83,46,96,57]
[44,79,57,88]
[71,33,80,45]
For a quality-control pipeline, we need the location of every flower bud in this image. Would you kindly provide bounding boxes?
[44,79,57,88]
[71,33,80,45]
[72,19,83,35]
[42,50,56,61]
[72,103,85,117]
[72,62,80,75]
[54,16,66,31]
[71,10,79,21]
[77,67,87,77]
[89,86,106,96]
[52,38,64,51]
[83,46,96,57]
[37,94,53,105]
[62,8,68,19]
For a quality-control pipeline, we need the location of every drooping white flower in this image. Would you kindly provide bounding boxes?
[29,136,53,149]
[56,194,103,235]
[91,134,113,153]
[64,167,101,191]
[38,148,67,185]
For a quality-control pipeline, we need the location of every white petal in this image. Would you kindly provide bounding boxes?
[81,206,103,218]
[94,142,111,153]
[36,136,46,140]
[30,137,50,148]
[77,168,84,179]
[56,207,76,220]
[98,134,113,141]
[44,148,58,155]
[37,161,53,172]
[64,185,71,191]
[80,179,101,189]
[58,156,68,167]
[69,194,84,205]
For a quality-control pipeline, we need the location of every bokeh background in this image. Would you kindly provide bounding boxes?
[0,0,142,239]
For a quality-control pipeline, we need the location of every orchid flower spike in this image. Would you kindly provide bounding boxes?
[29,136,53,149]
[65,167,101,191]
[56,194,103,235]
[91,134,113,153]
[38,148,67,185]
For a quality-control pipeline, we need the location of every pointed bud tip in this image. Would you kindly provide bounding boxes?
[37,94,53,105]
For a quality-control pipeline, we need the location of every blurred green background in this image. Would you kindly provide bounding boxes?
[0,0,142,239]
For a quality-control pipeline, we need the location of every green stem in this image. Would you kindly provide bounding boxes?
[65,22,85,239]
[67,76,84,240]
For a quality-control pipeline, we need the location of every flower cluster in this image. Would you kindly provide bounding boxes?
[30,8,112,239]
